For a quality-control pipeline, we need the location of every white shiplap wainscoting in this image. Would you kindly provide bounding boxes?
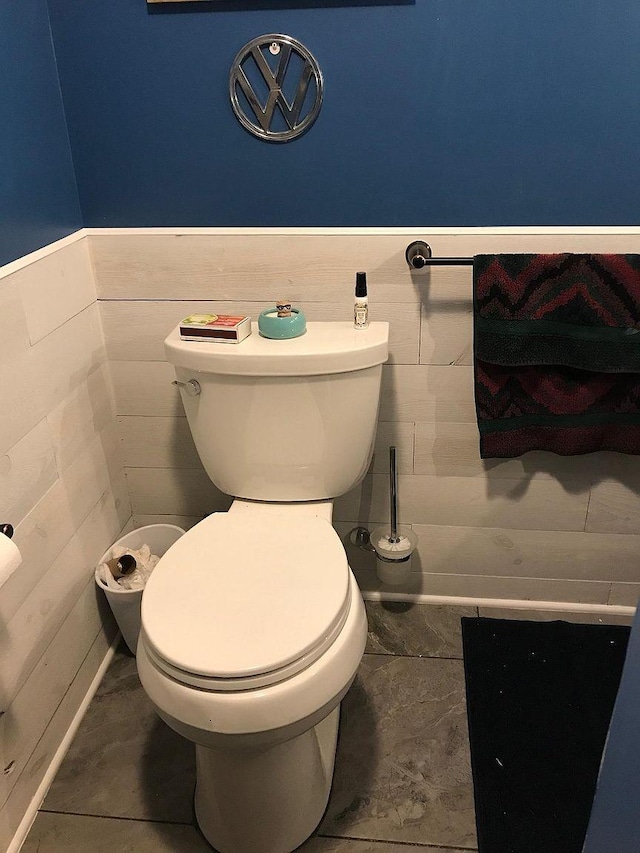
[91,228,640,614]
[0,233,130,850]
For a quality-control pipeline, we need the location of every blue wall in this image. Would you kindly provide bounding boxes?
[46,0,640,226]
[0,0,81,266]
[583,605,640,853]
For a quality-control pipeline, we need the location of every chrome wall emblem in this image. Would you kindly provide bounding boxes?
[229,34,323,143]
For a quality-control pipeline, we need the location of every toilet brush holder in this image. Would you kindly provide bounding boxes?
[371,445,418,585]
[370,524,417,585]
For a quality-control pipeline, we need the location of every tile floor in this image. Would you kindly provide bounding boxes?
[21,601,631,852]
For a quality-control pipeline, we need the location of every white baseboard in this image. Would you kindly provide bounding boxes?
[7,633,121,853]
[363,590,636,617]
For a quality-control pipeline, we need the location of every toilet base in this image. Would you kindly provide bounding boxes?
[194,705,340,853]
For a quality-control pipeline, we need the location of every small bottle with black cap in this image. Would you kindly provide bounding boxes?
[354,271,369,329]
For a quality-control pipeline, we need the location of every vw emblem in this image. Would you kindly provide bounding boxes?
[229,34,324,143]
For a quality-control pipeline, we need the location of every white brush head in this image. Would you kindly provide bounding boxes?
[370,526,417,561]
[376,535,411,553]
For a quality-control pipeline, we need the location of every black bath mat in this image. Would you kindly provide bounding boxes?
[461,617,630,853]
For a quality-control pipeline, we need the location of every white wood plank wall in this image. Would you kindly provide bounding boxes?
[92,230,640,608]
[0,236,130,850]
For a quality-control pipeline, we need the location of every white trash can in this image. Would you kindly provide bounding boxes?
[95,524,185,654]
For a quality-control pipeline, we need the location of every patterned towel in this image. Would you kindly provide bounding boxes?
[474,254,640,458]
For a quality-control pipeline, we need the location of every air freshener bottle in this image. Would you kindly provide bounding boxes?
[354,271,369,329]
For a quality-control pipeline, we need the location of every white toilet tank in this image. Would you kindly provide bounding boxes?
[165,321,389,502]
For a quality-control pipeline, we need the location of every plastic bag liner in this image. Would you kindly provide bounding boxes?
[95,524,185,654]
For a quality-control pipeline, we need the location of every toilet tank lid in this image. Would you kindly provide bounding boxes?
[164,321,389,376]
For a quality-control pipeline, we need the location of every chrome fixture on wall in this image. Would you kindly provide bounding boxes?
[405,241,432,270]
[406,240,474,268]
[0,524,13,539]
[229,34,324,143]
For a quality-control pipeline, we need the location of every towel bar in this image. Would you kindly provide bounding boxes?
[406,240,473,268]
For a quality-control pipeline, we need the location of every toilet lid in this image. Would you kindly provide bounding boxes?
[141,512,350,689]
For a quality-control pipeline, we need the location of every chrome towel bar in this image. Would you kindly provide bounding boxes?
[406,241,473,269]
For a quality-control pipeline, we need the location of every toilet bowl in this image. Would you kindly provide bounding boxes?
[137,503,367,853]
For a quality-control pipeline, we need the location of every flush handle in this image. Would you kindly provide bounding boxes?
[172,379,201,397]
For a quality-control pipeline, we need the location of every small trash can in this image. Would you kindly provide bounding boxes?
[95,524,185,654]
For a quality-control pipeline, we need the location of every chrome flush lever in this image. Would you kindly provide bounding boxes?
[172,379,201,397]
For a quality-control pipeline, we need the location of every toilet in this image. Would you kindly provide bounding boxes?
[136,320,389,853]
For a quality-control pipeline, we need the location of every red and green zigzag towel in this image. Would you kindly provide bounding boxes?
[474,254,640,458]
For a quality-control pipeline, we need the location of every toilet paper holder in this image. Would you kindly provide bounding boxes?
[1,524,13,539]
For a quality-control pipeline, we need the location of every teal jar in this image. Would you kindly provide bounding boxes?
[258,307,307,339]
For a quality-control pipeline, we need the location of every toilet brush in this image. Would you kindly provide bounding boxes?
[370,447,417,585]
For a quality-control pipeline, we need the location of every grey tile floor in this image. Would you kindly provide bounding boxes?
[24,603,479,851]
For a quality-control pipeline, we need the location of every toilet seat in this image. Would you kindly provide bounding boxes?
[141,512,351,692]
